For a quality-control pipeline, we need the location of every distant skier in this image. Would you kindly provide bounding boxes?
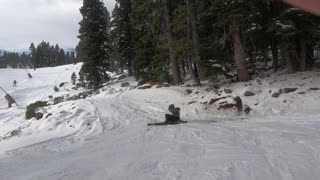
[165,104,181,123]
[13,80,17,87]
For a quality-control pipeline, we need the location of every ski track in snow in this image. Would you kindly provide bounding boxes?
[1,65,320,179]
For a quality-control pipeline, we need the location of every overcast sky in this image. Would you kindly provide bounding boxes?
[0,0,115,52]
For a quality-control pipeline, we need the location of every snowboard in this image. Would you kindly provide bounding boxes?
[147,120,187,126]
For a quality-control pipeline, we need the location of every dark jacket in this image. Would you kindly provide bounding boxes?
[169,107,180,118]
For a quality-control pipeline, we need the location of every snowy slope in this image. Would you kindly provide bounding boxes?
[1,65,320,180]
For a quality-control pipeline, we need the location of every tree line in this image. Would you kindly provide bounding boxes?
[78,0,320,89]
[29,41,77,68]
[0,42,77,69]
[0,51,29,68]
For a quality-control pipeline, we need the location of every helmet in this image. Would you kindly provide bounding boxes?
[168,104,174,110]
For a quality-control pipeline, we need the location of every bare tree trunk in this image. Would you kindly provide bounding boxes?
[163,0,182,85]
[286,53,296,74]
[281,44,297,74]
[185,57,190,74]
[187,0,201,86]
[271,40,279,71]
[262,48,270,66]
[232,15,250,82]
[194,62,199,79]
[248,50,254,64]
[187,56,201,85]
[280,45,292,73]
[299,38,306,71]
[306,45,314,68]
[182,58,187,77]
[128,60,133,76]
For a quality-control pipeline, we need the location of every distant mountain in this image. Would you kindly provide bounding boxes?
[65,48,76,53]
[20,51,31,55]
[0,49,30,55]
[0,47,75,55]
[0,49,5,55]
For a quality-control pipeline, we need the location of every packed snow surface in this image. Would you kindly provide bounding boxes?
[1,64,320,180]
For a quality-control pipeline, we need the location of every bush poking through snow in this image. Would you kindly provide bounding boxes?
[163,83,170,87]
[53,96,64,105]
[76,83,83,88]
[244,91,255,96]
[117,74,126,80]
[0,129,22,142]
[272,92,281,98]
[137,79,146,86]
[71,72,77,85]
[234,96,243,113]
[25,101,48,120]
[283,88,298,93]
[185,89,193,94]
[244,106,252,114]
[59,82,67,87]
[65,92,90,101]
[224,89,233,94]
[54,86,59,92]
[209,96,229,105]
[121,82,130,87]
[216,96,243,114]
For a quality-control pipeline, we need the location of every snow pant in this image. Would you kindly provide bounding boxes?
[165,114,180,123]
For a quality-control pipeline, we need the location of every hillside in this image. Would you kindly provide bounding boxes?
[0,64,320,179]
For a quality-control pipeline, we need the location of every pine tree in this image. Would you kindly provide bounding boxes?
[53,44,60,66]
[114,0,134,76]
[202,0,251,81]
[56,49,65,66]
[73,0,320,84]
[78,0,110,90]
[54,44,60,55]
[75,44,83,62]
[71,72,77,85]
[29,43,38,68]
[110,4,123,73]
[70,52,76,64]
[65,52,71,64]
[104,7,112,67]
[130,0,156,81]
[163,0,183,84]
[104,6,111,35]
[172,0,201,85]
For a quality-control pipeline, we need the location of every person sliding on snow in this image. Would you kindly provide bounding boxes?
[165,104,181,123]
[147,104,187,126]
